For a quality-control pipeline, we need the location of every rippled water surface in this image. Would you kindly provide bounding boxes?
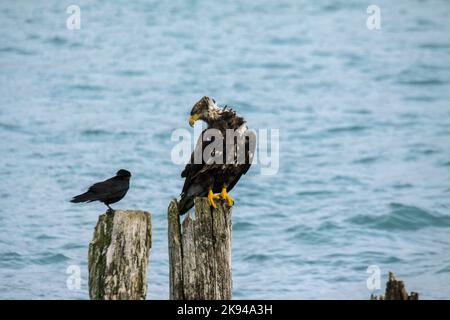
[1,1,449,299]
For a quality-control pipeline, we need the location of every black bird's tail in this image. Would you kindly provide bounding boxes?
[70,192,94,203]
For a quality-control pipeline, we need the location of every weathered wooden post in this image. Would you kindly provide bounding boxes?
[88,210,152,300]
[370,272,419,300]
[168,197,232,300]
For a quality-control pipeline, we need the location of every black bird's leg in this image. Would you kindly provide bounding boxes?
[106,204,114,214]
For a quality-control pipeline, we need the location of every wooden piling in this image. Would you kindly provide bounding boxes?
[88,210,152,300]
[371,272,419,300]
[168,198,233,300]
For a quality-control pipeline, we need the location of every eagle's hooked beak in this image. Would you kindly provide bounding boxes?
[189,114,200,127]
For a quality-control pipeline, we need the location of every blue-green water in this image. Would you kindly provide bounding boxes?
[1,0,449,299]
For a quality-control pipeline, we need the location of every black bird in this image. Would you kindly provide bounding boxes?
[178,96,255,215]
[70,169,131,211]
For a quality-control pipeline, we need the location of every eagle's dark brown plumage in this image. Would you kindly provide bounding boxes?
[178,96,255,215]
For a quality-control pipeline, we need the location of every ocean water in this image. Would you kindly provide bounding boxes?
[0,0,449,299]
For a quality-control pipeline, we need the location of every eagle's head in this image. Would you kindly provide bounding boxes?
[189,96,219,127]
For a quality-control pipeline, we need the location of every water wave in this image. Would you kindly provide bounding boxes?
[348,203,450,231]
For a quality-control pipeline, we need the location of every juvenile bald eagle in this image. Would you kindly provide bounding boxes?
[178,96,255,215]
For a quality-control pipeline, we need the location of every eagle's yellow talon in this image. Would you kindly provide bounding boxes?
[220,187,234,206]
[208,189,219,208]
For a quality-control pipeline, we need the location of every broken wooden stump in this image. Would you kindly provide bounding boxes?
[88,210,152,300]
[371,272,419,300]
[168,197,232,300]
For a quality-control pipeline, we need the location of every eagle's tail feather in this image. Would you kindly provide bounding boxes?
[178,196,193,215]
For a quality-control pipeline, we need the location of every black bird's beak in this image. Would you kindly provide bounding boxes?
[189,114,200,127]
